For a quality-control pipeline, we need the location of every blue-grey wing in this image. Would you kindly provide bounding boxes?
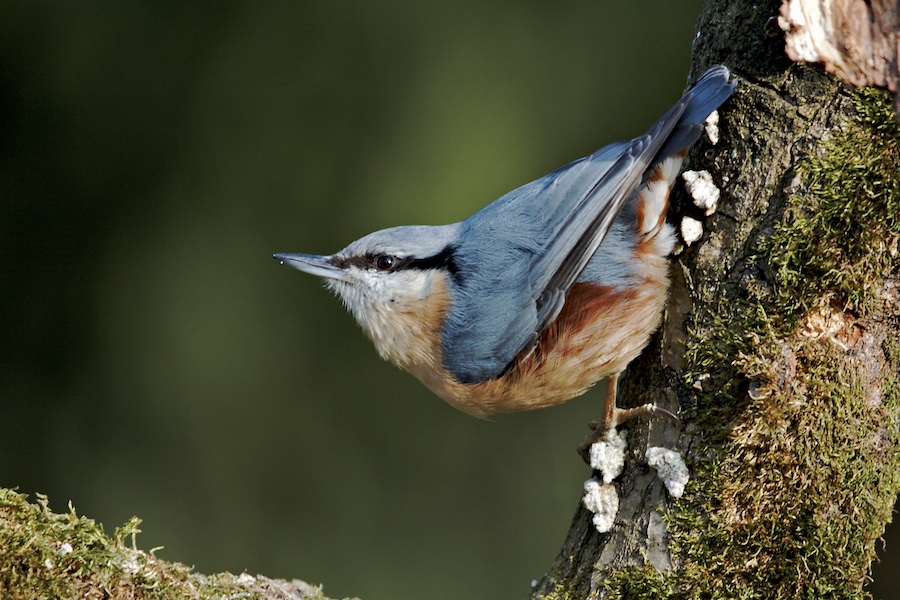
[441,66,735,384]
[441,139,665,384]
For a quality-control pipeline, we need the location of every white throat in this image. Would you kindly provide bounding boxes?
[327,268,450,369]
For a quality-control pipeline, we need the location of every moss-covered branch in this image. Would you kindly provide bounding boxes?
[0,488,350,600]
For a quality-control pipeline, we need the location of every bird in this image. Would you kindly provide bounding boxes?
[275,65,735,440]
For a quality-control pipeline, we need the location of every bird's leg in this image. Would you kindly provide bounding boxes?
[578,373,680,462]
[600,372,621,433]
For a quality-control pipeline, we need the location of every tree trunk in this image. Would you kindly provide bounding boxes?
[530,0,900,598]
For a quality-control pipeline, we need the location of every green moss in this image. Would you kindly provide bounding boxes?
[883,336,900,366]
[682,300,769,441]
[596,88,900,599]
[599,565,673,599]
[534,582,578,600]
[671,338,900,599]
[0,488,342,600]
[763,88,900,321]
[675,89,897,599]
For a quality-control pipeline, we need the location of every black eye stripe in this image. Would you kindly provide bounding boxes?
[406,246,459,279]
[328,255,369,270]
[330,246,461,283]
[329,254,409,271]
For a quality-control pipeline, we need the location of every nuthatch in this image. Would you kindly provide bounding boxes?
[275,66,735,438]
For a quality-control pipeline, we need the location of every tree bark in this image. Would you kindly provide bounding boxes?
[530,0,900,598]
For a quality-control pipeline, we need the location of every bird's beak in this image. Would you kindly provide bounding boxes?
[273,253,346,281]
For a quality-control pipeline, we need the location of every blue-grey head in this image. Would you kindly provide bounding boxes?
[274,224,463,367]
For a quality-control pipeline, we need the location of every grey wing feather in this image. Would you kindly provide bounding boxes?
[527,122,678,331]
[442,66,735,384]
[441,144,632,383]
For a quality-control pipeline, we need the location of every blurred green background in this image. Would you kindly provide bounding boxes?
[1,2,896,599]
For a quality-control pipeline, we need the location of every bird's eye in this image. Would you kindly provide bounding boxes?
[374,255,396,271]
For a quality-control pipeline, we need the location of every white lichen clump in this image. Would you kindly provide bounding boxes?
[582,429,628,533]
[704,110,721,144]
[119,558,141,576]
[589,428,628,484]
[582,477,619,533]
[646,447,690,498]
[682,169,720,216]
[680,216,704,246]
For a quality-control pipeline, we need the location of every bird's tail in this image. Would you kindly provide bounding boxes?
[633,66,735,240]
[655,65,736,160]
[681,66,736,125]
